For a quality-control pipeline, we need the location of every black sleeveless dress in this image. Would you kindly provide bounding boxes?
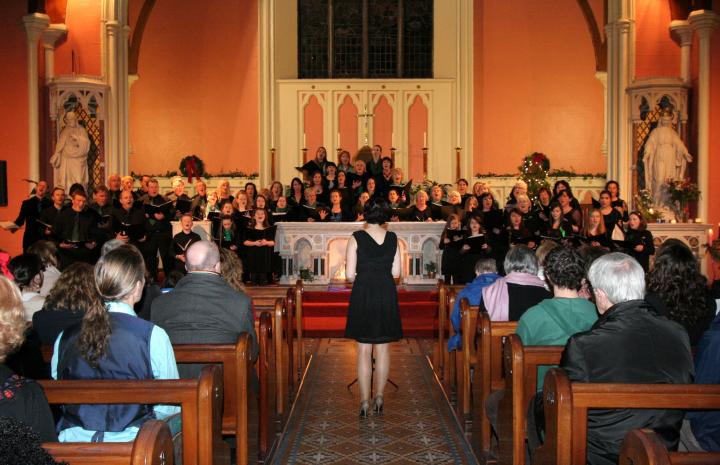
[344,230,403,343]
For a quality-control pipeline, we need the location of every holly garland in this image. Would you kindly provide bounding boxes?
[179,155,205,183]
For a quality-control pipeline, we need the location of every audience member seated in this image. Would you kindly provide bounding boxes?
[481,245,550,321]
[218,247,246,294]
[530,252,693,465]
[0,276,57,441]
[447,258,501,351]
[151,240,258,378]
[516,246,598,390]
[8,254,45,321]
[52,244,179,442]
[0,417,65,465]
[645,239,715,346]
[27,240,60,297]
[32,262,95,345]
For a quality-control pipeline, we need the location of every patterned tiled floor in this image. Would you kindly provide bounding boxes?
[272,339,478,465]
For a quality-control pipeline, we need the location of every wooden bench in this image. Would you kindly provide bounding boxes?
[497,334,564,465]
[39,365,224,465]
[43,419,174,465]
[534,368,720,465]
[619,429,720,465]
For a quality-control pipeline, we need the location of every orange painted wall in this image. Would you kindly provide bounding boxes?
[129,0,259,175]
[473,0,605,176]
[407,96,427,182]
[634,0,680,79]
[372,96,393,157]
[0,1,32,256]
[338,96,359,157]
[53,0,102,76]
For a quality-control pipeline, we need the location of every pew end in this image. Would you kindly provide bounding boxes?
[619,429,720,465]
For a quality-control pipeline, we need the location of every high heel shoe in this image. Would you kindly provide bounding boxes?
[359,400,370,419]
[372,395,384,415]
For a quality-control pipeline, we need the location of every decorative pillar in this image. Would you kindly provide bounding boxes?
[105,20,119,178]
[41,24,67,84]
[669,20,693,83]
[689,10,719,222]
[23,13,50,184]
[605,18,632,188]
[118,24,131,176]
[595,71,608,157]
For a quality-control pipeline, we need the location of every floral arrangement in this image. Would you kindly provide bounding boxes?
[518,152,551,203]
[633,189,664,222]
[179,155,205,182]
[663,178,700,222]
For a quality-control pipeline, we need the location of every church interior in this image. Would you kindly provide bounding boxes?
[1,0,720,464]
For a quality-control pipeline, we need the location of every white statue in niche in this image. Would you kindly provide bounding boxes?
[50,111,90,190]
[643,114,693,203]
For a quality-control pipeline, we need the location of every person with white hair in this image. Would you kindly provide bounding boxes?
[530,252,693,465]
[151,240,257,378]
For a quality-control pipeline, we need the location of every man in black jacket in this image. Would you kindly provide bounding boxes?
[556,252,694,465]
[11,181,51,251]
[53,191,99,268]
[151,240,257,378]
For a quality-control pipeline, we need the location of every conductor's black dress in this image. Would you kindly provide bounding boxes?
[344,230,403,343]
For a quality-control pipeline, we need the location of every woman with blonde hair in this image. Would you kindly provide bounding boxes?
[219,247,246,293]
[52,244,179,442]
[0,275,57,441]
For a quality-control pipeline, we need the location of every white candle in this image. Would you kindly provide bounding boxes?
[337,132,341,147]
[696,218,702,223]
[391,132,395,148]
[423,132,427,147]
[303,133,306,148]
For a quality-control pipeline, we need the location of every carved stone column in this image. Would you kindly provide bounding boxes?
[669,20,693,84]
[41,24,67,83]
[688,10,719,221]
[23,13,50,184]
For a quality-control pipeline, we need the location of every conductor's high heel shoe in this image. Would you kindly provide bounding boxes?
[359,400,370,419]
[372,395,384,415]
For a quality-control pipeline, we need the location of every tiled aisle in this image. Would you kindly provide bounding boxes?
[272,339,478,465]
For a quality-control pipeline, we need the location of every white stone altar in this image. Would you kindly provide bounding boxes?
[647,222,711,272]
[274,222,446,285]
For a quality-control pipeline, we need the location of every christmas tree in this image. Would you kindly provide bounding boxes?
[518,152,550,203]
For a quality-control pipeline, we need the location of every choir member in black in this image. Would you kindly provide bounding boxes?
[430,185,447,214]
[324,163,339,191]
[552,180,581,210]
[10,180,51,251]
[215,180,233,206]
[141,179,173,279]
[190,180,208,218]
[298,188,322,222]
[312,146,330,176]
[352,159,370,195]
[366,145,383,179]
[335,171,355,210]
[337,150,353,173]
[463,196,479,219]
[544,202,571,240]
[557,190,582,233]
[167,178,192,220]
[268,181,284,209]
[478,192,503,235]
[170,213,201,273]
[136,175,151,198]
[504,180,527,211]
[457,178,473,205]
[310,171,330,205]
[376,157,394,197]
[535,187,552,222]
[507,208,537,249]
[37,187,65,243]
[583,209,612,249]
[324,190,352,222]
[472,181,489,199]
[623,211,655,272]
[459,214,492,283]
[244,182,258,206]
[605,180,629,222]
[112,189,147,249]
[404,190,435,222]
[217,215,241,254]
[243,208,276,285]
[387,187,406,209]
[107,173,122,205]
[441,190,465,221]
[89,185,114,244]
[120,175,138,200]
[287,177,305,212]
[53,191,99,268]
[255,194,269,212]
[597,189,623,238]
[365,177,379,202]
[440,213,466,284]
[271,196,291,223]
[203,192,221,219]
[514,194,543,237]
[234,191,252,220]
[354,192,370,221]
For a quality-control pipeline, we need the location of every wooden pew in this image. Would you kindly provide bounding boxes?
[534,368,720,465]
[39,365,224,465]
[293,280,305,382]
[284,288,296,399]
[43,419,174,465]
[436,280,447,380]
[619,429,720,465]
[445,288,458,402]
[497,334,564,465]
[171,333,252,465]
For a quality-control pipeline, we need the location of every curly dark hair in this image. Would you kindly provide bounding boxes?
[543,245,586,291]
[8,254,42,290]
[44,262,100,314]
[0,417,67,465]
[647,239,707,327]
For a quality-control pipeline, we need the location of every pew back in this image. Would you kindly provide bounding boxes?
[619,429,720,465]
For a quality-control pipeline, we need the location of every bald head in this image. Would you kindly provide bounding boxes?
[185,240,221,273]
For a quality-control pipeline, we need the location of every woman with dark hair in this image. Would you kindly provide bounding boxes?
[325,189,352,222]
[344,199,402,417]
[32,262,97,345]
[52,244,179,442]
[310,171,329,205]
[598,190,623,238]
[545,202,571,240]
[552,180,581,210]
[557,190,583,233]
[535,187,553,222]
[287,177,305,210]
[28,240,60,297]
[243,208,276,285]
[646,239,715,346]
[440,213,466,284]
[459,214,492,283]
[605,180,629,221]
[624,211,655,272]
[8,254,45,321]
[0,276,57,442]
[244,182,257,206]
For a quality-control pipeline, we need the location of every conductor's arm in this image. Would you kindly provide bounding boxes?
[345,235,358,283]
[391,244,401,278]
